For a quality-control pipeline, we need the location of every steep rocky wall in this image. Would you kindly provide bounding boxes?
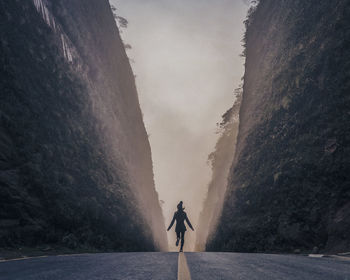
[0,0,167,251]
[195,95,241,251]
[208,0,350,253]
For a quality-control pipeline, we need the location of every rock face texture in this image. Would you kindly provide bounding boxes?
[0,0,167,251]
[195,96,241,251]
[207,0,350,253]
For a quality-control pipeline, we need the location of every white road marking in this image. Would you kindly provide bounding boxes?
[308,254,325,258]
[0,253,93,262]
[178,252,191,280]
[0,255,49,262]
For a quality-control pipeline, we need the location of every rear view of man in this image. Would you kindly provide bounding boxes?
[167,201,194,252]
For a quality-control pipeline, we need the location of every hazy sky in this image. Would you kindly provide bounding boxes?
[111,0,249,250]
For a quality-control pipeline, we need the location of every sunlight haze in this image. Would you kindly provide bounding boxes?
[112,0,249,250]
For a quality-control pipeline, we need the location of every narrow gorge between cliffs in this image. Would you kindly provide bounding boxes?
[1,0,349,256]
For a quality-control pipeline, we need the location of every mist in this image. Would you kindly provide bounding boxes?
[112,0,249,250]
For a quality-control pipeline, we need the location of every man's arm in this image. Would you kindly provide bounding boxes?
[167,213,176,231]
[185,214,194,231]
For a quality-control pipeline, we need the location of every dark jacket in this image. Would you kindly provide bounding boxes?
[167,210,193,232]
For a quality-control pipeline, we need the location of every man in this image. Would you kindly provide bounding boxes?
[167,201,194,252]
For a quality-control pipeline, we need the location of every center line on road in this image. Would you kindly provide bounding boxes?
[177,252,191,280]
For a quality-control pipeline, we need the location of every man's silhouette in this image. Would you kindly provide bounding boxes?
[167,201,194,252]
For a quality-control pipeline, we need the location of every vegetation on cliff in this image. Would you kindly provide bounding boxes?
[195,91,241,251]
[207,0,350,253]
[0,0,166,252]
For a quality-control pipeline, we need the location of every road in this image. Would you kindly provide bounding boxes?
[0,252,349,280]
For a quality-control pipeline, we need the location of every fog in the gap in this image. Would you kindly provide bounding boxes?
[111,0,249,251]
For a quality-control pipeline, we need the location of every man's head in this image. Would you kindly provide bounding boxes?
[177,201,185,211]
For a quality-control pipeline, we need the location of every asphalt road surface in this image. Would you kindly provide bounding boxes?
[1,252,349,280]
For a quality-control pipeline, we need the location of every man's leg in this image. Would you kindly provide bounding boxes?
[176,231,180,246]
[180,231,185,251]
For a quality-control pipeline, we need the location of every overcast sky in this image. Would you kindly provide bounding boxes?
[111,0,249,250]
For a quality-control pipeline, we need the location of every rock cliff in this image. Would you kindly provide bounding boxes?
[195,94,241,251]
[0,0,167,251]
[207,0,350,253]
